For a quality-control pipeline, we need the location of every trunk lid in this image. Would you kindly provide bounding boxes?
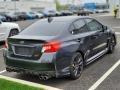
[7,35,55,60]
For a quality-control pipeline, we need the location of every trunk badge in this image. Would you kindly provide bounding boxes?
[20,41,24,44]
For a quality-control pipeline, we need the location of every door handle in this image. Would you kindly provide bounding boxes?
[76,38,81,42]
[91,35,98,39]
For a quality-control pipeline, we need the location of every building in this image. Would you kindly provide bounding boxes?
[0,0,56,12]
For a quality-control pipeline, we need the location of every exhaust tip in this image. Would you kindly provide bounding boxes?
[38,75,50,80]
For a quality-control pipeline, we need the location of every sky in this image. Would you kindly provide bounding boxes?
[59,0,106,3]
[0,0,107,4]
[43,0,106,3]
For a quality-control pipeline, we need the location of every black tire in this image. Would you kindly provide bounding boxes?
[7,18,12,22]
[107,36,116,54]
[70,52,84,80]
[9,29,19,37]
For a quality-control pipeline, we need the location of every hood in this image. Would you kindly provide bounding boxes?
[2,22,19,27]
[2,22,20,31]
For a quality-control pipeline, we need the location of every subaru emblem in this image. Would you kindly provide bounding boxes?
[20,41,24,44]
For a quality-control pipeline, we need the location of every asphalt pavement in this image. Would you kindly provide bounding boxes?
[0,14,120,90]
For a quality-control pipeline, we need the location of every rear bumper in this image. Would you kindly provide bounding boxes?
[3,49,56,76]
[5,57,55,71]
[4,57,56,77]
[6,66,55,77]
[3,48,74,77]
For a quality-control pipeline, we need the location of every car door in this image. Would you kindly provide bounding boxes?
[85,18,108,57]
[72,19,96,60]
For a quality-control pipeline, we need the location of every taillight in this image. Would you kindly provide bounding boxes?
[4,40,8,48]
[42,41,61,53]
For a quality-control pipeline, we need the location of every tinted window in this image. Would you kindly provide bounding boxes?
[86,19,103,31]
[73,19,88,34]
[20,20,69,36]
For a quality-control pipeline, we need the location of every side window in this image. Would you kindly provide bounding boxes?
[86,19,103,31]
[72,19,88,34]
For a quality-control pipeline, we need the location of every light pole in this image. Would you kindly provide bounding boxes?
[4,0,7,13]
[106,0,109,8]
[14,0,16,13]
[118,0,120,18]
[12,0,18,13]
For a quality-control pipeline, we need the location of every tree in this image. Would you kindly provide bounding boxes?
[54,0,68,11]
[54,0,61,11]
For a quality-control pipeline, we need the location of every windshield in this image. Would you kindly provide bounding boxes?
[20,20,69,36]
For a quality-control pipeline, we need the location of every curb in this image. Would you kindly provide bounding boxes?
[0,75,62,90]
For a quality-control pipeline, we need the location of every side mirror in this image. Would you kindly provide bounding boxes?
[71,29,79,34]
[103,25,108,31]
[0,20,2,24]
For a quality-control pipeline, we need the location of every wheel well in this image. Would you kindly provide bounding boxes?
[76,51,85,63]
[10,28,19,34]
[9,28,19,37]
[107,34,116,45]
[112,34,117,45]
[10,28,19,31]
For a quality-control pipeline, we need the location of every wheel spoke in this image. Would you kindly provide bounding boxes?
[72,56,83,76]
[70,53,84,79]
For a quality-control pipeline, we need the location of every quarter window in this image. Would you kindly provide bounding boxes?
[72,19,88,34]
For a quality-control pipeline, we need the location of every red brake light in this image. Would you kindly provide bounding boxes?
[42,41,61,53]
[4,40,8,48]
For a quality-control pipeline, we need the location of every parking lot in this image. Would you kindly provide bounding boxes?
[0,14,120,90]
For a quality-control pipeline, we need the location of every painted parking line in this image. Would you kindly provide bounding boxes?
[88,59,120,90]
[0,70,6,74]
[115,32,120,35]
[113,27,120,29]
[0,48,6,74]
[0,75,62,90]
[0,49,3,51]
[0,48,4,51]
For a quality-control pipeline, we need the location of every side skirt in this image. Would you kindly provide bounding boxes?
[86,48,108,65]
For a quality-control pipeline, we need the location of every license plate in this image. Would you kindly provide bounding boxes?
[13,46,33,57]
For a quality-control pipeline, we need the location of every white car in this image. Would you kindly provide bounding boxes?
[35,12,44,18]
[0,20,21,41]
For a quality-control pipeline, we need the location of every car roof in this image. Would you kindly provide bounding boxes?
[40,16,91,23]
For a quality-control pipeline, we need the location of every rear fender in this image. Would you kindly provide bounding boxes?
[54,41,81,76]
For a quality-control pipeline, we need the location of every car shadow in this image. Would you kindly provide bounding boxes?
[15,74,74,88]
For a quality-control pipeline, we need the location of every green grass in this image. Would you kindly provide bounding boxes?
[0,78,44,90]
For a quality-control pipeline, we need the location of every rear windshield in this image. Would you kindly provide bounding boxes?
[20,20,69,36]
